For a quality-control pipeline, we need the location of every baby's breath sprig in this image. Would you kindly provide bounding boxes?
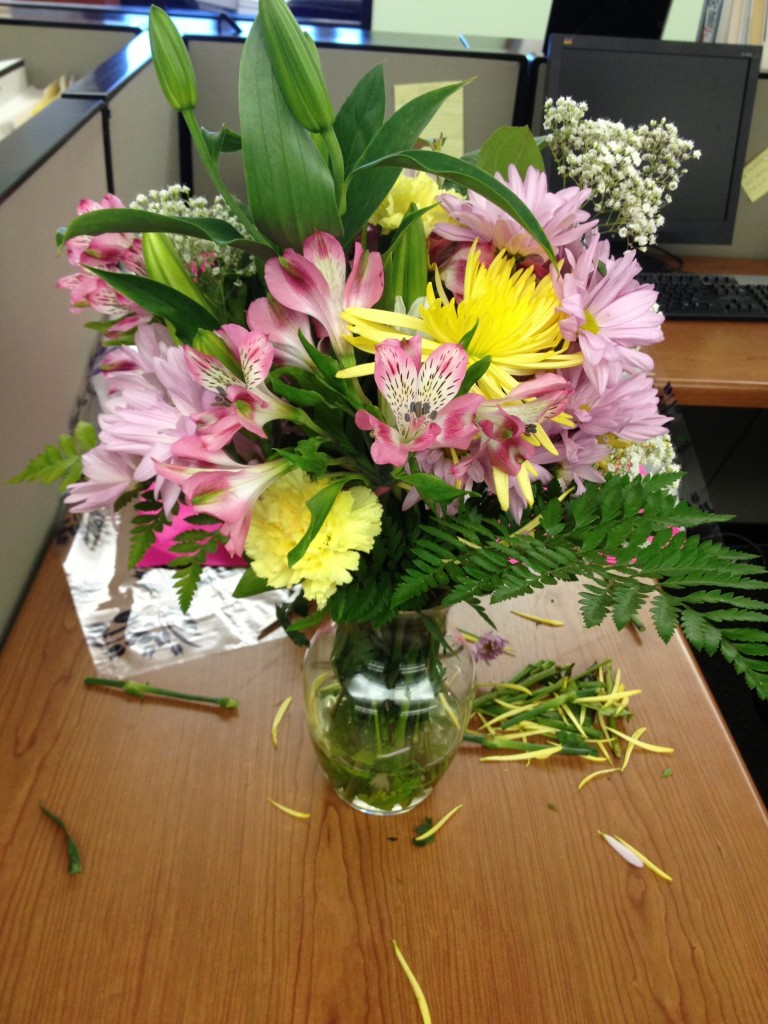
[543,97,700,249]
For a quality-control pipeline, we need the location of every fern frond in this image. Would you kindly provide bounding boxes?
[9,422,98,490]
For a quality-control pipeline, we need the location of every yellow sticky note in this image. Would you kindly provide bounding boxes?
[393,81,465,158]
[742,148,768,203]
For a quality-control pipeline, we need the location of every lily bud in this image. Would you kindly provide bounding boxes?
[148,5,198,112]
[258,0,334,133]
[142,232,213,314]
[381,208,429,311]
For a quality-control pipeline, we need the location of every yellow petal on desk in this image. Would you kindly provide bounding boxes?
[605,726,675,758]
[480,746,563,762]
[392,939,432,1024]
[598,830,645,868]
[575,689,643,706]
[578,766,621,791]
[507,609,565,627]
[267,798,311,820]
[271,696,293,749]
[613,834,673,882]
[413,803,463,843]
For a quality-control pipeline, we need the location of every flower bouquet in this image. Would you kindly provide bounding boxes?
[15,3,768,811]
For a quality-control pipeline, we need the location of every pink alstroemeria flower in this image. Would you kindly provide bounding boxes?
[246,294,316,370]
[63,194,144,273]
[183,326,293,450]
[57,271,152,339]
[156,443,291,556]
[355,337,469,467]
[265,231,384,359]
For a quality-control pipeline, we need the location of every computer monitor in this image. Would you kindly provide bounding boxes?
[544,35,762,247]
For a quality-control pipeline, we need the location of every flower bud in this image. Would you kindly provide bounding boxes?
[142,232,212,313]
[258,0,334,133]
[148,5,198,112]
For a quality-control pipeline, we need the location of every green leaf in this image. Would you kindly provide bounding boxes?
[476,125,545,177]
[354,148,555,262]
[238,17,342,248]
[91,268,219,343]
[650,592,679,643]
[172,559,204,614]
[456,354,491,395]
[394,471,468,504]
[201,124,242,157]
[287,477,348,567]
[128,497,171,568]
[232,567,273,598]
[40,803,82,875]
[9,422,97,490]
[334,64,386,172]
[342,80,467,246]
[60,208,246,248]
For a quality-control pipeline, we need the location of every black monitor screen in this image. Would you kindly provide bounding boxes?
[544,35,761,246]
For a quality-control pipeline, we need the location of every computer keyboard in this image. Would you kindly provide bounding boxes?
[637,272,768,321]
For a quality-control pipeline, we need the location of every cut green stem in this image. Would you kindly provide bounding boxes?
[84,677,238,709]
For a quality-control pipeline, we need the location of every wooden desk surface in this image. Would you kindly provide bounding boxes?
[652,258,768,408]
[2,545,768,1024]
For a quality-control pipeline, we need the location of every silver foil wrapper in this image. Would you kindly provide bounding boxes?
[62,511,289,676]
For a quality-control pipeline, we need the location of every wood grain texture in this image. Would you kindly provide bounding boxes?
[2,546,768,1023]
[652,258,768,408]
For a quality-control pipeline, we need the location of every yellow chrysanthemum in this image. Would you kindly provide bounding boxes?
[341,246,582,398]
[245,470,383,609]
[369,171,460,237]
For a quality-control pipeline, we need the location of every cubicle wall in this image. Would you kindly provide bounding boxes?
[0,13,181,644]
[0,98,107,643]
[187,33,525,201]
[64,31,181,199]
[0,22,139,85]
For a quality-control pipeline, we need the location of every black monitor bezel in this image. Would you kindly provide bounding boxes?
[543,34,762,246]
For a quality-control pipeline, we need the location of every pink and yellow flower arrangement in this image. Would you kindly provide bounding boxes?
[16,2,768,697]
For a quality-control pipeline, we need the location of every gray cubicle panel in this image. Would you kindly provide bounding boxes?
[0,21,140,86]
[0,97,108,644]
[186,32,525,202]
[64,32,181,201]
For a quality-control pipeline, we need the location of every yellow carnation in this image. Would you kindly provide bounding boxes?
[245,470,383,609]
[370,171,460,236]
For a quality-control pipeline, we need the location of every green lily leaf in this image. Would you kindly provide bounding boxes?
[392,471,468,504]
[476,125,545,177]
[238,17,342,249]
[354,148,556,263]
[287,477,349,567]
[201,124,243,158]
[91,268,219,343]
[341,80,467,247]
[334,63,386,172]
[57,208,272,251]
[232,567,274,598]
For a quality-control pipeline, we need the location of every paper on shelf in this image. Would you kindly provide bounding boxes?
[393,81,465,158]
[742,147,768,203]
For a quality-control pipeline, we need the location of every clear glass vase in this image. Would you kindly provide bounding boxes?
[303,608,476,815]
